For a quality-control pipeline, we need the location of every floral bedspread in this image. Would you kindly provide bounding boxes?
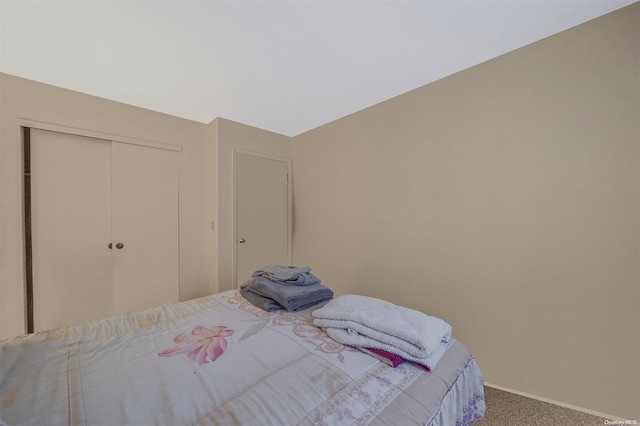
[0,290,484,425]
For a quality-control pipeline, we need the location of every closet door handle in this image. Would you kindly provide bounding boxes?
[115,243,124,249]
[108,243,112,249]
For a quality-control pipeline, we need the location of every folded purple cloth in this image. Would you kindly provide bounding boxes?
[359,347,405,368]
[358,346,436,370]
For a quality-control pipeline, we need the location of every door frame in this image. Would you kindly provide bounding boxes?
[17,118,182,152]
[232,148,292,288]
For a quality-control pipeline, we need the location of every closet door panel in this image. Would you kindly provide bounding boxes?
[31,129,112,331]
[111,142,179,314]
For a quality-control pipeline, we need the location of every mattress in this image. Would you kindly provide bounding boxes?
[0,290,485,425]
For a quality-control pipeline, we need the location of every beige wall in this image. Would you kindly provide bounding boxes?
[216,118,292,292]
[292,4,639,420]
[0,73,216,338]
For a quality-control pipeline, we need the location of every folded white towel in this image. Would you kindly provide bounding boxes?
[312,294,451,359]
[324,328,452,371]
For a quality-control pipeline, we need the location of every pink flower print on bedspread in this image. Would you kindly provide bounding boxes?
[159,325,234,365]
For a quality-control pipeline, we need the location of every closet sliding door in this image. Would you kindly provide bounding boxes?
[29,129,179,332]
[31,129,113,331]
[111,142,179,315]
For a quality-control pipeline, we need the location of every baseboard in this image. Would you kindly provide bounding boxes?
[483,382,630,422]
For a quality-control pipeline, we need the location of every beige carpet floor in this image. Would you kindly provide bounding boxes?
[476,387,609,425]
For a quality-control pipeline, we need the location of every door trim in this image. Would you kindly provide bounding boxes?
[17,118,182,152]
[232,148,292,288]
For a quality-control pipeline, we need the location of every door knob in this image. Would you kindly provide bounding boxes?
[116,243,124,249]
[108,243,112,249]
[239,238,246,244]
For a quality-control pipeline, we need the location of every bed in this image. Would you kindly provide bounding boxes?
[0,290,485,425]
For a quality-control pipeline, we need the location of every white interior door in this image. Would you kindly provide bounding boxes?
[31,129,112,332]
[111,142,179,314]
[235,152,290,286]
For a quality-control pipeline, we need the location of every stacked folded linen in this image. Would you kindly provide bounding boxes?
[240,266,333,312]
[312,294,452,371]
[252,265,321,286]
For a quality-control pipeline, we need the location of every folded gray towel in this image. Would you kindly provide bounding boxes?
[240,288,283,312]
[252,265,321,286]
[241,276,333,311]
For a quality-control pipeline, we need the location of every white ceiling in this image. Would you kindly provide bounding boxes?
[1,1,636,137]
